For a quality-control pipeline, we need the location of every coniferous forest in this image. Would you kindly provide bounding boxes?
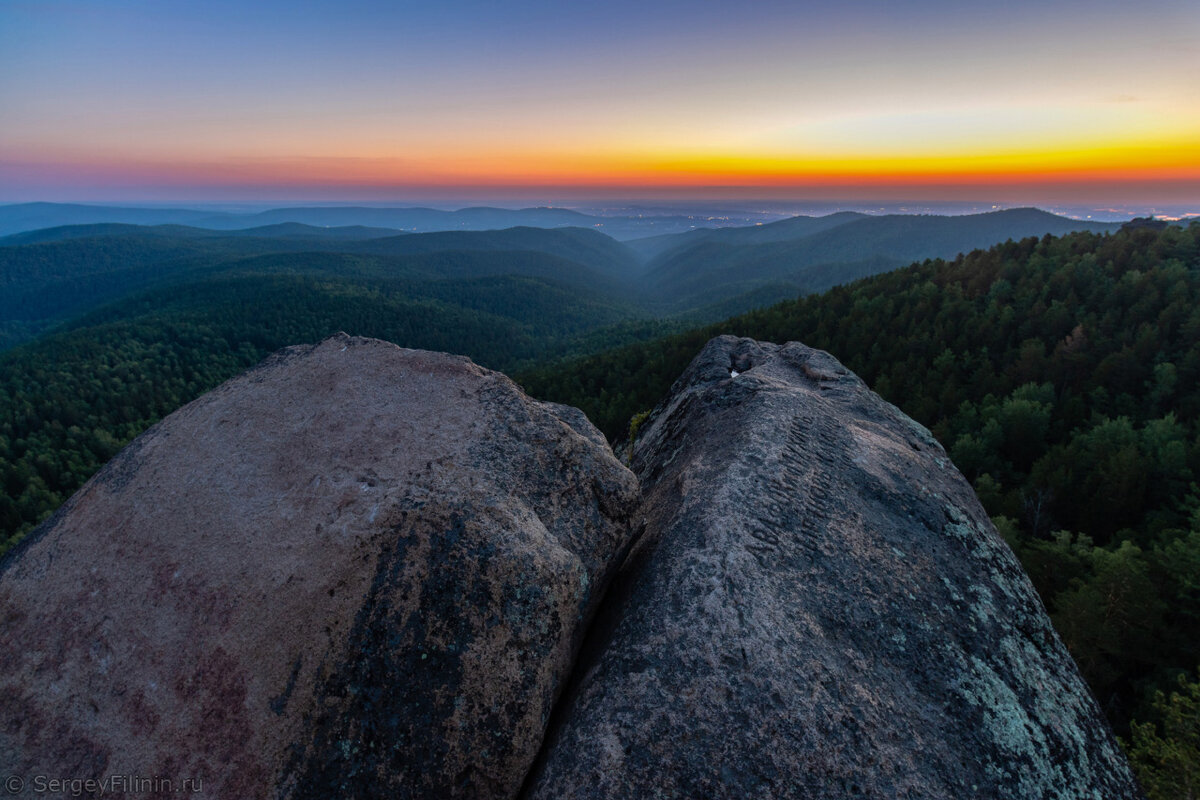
[1,217,1198,793]
[520,222,1200,776]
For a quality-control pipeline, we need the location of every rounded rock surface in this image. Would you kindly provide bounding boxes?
[0,333,639,800]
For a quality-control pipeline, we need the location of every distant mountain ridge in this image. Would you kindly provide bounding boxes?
[0,224,645,350]
[0,221,639,276]
[0,202,592,236]
[0,202,747,240]
[638,207,1123,314]
[0,221,408,245]
[625,210,869,260]
[2,201,1125,244]
[0,207,1129,349]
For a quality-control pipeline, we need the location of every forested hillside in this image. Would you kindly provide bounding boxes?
[521,222,1200,747]
[0,267,668,557]
[635,207,1120,314]
[1,208,1119,351]
[0,225,643,349]
[0,201,731,240]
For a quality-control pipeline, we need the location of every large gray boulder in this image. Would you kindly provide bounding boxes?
[525,335,1140,799]
[0,334,639,799]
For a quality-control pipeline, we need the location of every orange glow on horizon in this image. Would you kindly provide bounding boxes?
[42,163,1198,192]
[5,0,1199,206]
[7,130,1198,198]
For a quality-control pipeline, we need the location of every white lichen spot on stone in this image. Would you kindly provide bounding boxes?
[944,519,973,545]
[941,576,964,603]
[969,584,996,626]
[967,656,1053,786]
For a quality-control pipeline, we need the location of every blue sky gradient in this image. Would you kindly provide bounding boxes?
[2,0,1197,204]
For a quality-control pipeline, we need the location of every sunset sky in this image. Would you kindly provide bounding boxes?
[1,0,1198,206]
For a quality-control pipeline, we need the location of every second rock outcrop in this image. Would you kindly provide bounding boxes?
[525,335,1139,799]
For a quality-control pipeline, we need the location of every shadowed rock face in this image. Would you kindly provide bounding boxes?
[525,335,1140,799]
[0,334,639,799]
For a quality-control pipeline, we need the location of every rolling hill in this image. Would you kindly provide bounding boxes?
[637,207,1122,314]
[0,202,758,240]
[0,224,645,349]
[0,221,407,245]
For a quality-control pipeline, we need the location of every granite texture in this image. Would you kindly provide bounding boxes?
[524,335,1141,799]
[0,334,640,799]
